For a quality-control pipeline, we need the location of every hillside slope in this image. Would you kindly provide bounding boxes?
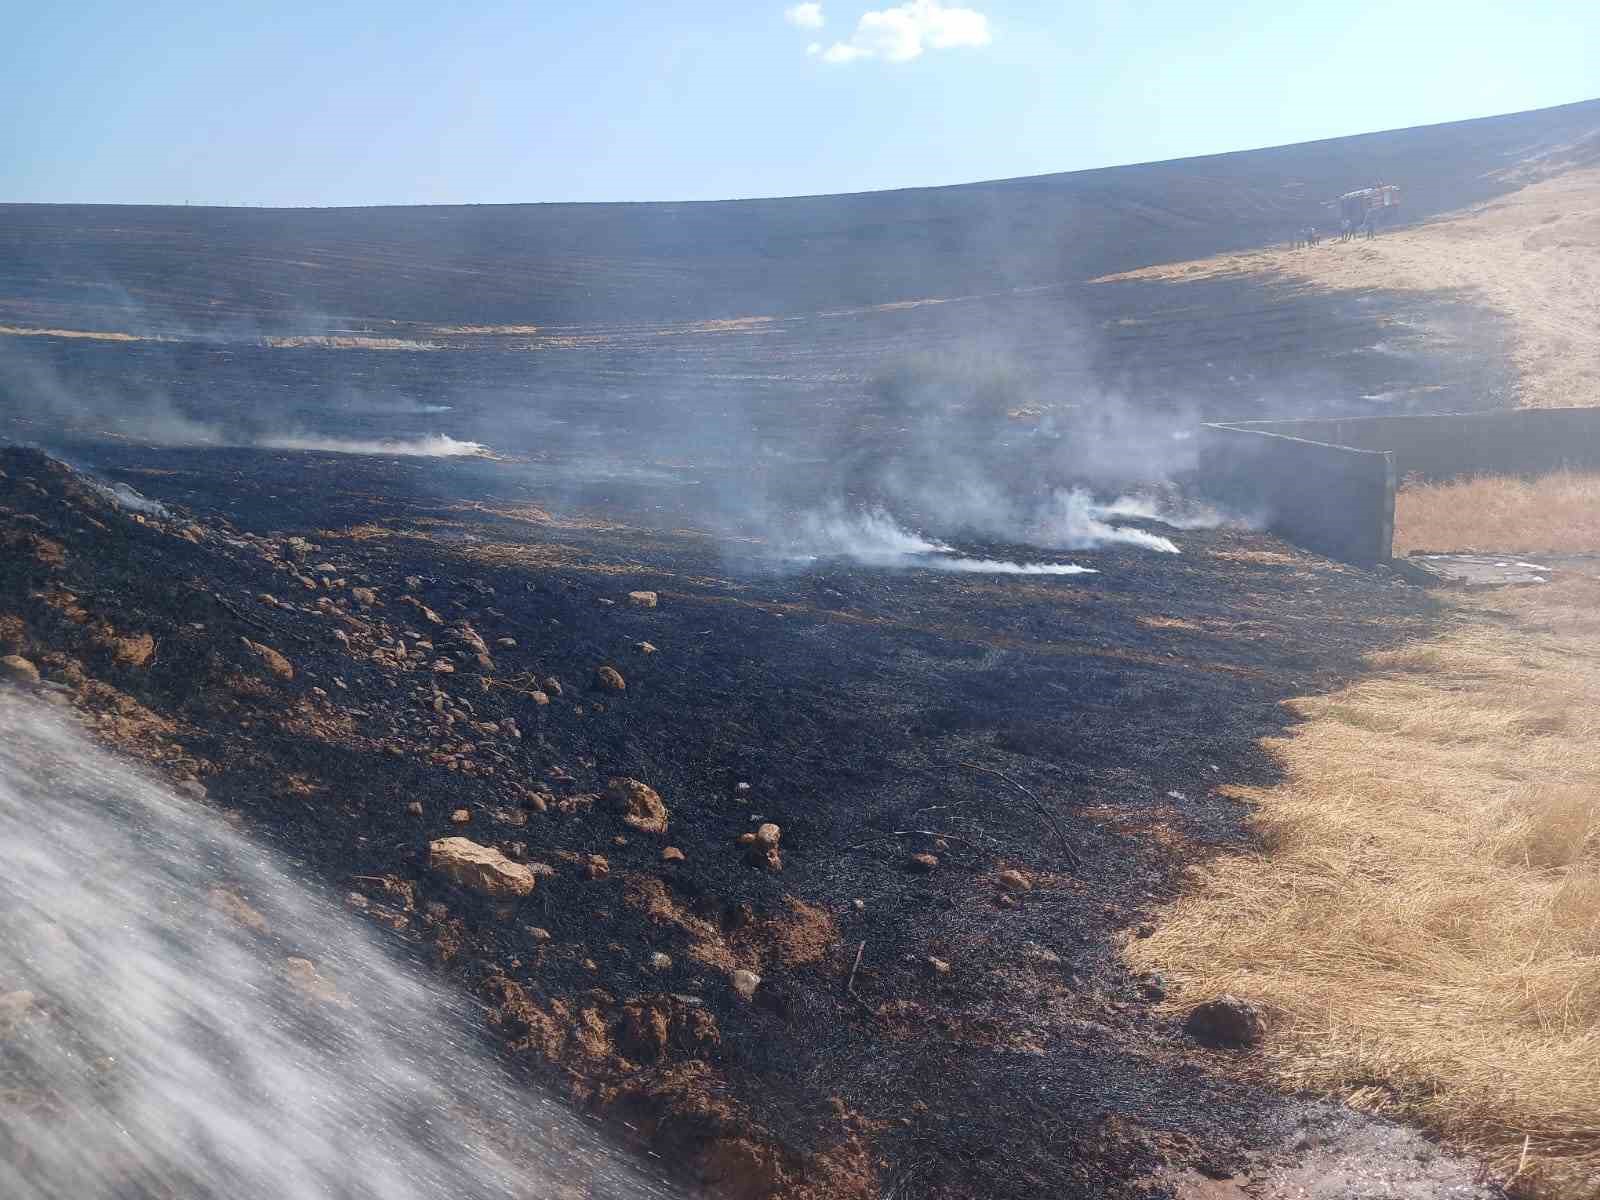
[1097,165,1600,408]
[2,99,1597,334]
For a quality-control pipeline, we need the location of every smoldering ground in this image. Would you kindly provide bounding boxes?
[0,302,1251,573]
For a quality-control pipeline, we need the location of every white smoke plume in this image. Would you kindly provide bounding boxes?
[923,556,1097,575]
[774,504,1096,574]
[81,476,171,517]
[1025,489,1179,554]
[0,692,678,1200]
[1095,493,1258,531]
[255,433,491,457]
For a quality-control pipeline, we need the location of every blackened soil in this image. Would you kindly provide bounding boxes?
[0,445,1446,1198]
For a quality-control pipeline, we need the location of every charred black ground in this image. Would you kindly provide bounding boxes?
[0,444,1456,1198]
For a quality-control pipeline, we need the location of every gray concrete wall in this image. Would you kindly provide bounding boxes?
[1218,406,1600,481]
[1198,426,1396,564]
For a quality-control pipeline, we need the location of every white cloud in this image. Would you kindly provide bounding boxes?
[818,0,991,64]
[784,3,825,28]
[821,42,869,63]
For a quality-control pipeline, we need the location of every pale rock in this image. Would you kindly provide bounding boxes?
[427,837,537,898]
[607,776,669,835]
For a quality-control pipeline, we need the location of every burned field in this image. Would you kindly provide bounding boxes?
[0,443,1468,1198]
[13,100,1593,1197]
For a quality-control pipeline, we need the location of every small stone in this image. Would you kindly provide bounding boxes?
[528,690,550,706]
[1184,995,1266,1049]
[649,952,673,972]
[208,887,269,934]
[926,956,951,975]
[607,777,669,835]
[496,637,517,648]
[746,845,783,872]
[585,854,610,880]
[543,676,563,696]
[634,641,657,655]
[351,587,377,607]
[406,800,424,816]
[731,969,762,1001]
[626,590,658,608]
[241,639,294,681]
[594,665,626,692]
[427,837,536,898]
[735,781,751,794]
[0,991,38,1030]
[661,846,686,863]
[284,957,350,1007]
[736,832,758,846]
[997,869,1033,892]
[908,853,939,873]
[450,808,471,825]
[527,926,552,942]
[754,822,781,847]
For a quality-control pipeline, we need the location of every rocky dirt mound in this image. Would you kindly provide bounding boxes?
[0,445,1495,1198]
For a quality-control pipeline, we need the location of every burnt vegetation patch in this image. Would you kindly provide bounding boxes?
[0,444,1444,1198]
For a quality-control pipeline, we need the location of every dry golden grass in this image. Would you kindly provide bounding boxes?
[1395,471,1600,554]
[1129,576,1600,1197]
[1093,166,1600,408]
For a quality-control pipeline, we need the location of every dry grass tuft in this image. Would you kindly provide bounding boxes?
[1129,576,1600,1196]
[1395,471,1600,554]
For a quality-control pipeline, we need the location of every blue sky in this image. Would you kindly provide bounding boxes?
[4,0,1596,206]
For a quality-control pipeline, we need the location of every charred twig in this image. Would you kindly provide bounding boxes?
[210,589,313,645]
[845,940,876,1018]
[481,674,549,701]
[909,797,985,817]
[959,761,1084,869]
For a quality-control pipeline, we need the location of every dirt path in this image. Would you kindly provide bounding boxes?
[1096,168,1600,409]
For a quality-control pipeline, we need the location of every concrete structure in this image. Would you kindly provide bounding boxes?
[1200,406,1600,565]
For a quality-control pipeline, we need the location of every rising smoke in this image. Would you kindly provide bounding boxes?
[772,502,1100,573]
[256,433,490,457]
[0,692,679,1200]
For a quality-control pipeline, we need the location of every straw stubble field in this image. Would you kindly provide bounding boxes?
[1133,488,1600,1196]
